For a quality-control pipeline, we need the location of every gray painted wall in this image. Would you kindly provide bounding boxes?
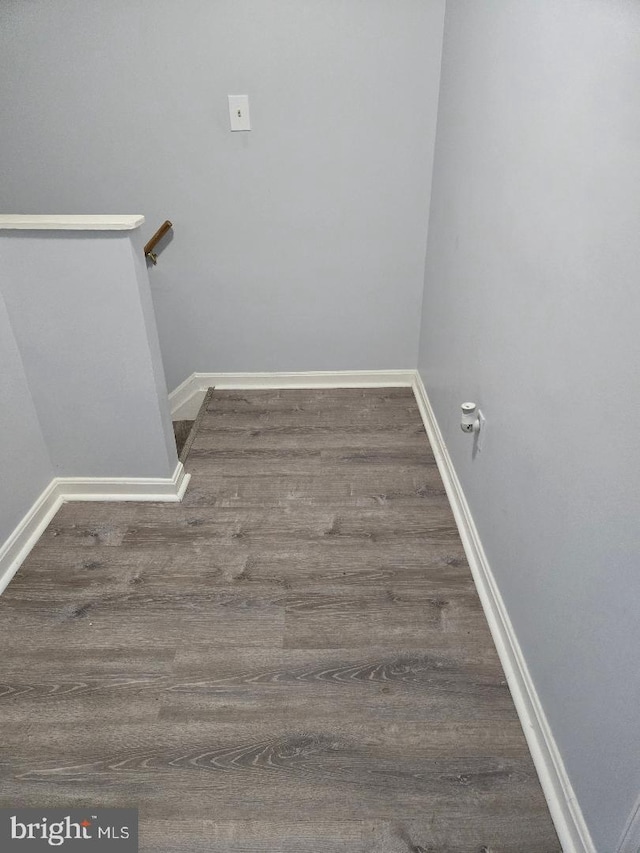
[0,232,177,479]
[418,2,640,849]
[0,290,52,545]
[3,0,637,842]
[0,0,445,392]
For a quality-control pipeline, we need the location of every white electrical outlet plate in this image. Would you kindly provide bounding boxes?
[228,95,251,131]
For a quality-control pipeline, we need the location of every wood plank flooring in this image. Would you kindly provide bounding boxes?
[172,419,194,458]
[0,388,560,852]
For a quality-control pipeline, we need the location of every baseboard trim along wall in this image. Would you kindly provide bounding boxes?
[0,462,190,597]
[412,372,596,853]
[169,370,416,419]
[617,795,640,853]
[0,479,61,597]
[57,461,190,504]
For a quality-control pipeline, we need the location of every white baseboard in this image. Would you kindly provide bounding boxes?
[57,461,191,503]
[169,370,415,419]
[0,462,190,597]
[0,480,63,596]
[169,372,207,419]
[617,796,640,853]
[412,373,595,853]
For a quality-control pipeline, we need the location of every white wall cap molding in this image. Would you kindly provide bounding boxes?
[0,214,145,231]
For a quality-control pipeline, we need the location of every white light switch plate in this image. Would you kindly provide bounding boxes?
[228,95,251,131]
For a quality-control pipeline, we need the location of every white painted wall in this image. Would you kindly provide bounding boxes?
[0,0,445,392]
[0,232,177,478]
[418,3,640,850]
[0,291,52,545]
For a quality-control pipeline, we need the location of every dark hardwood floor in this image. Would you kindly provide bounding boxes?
[172,419,194,459]
[0,388,560,852]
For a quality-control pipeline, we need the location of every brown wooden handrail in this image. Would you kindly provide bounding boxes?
[144,220,172,264]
